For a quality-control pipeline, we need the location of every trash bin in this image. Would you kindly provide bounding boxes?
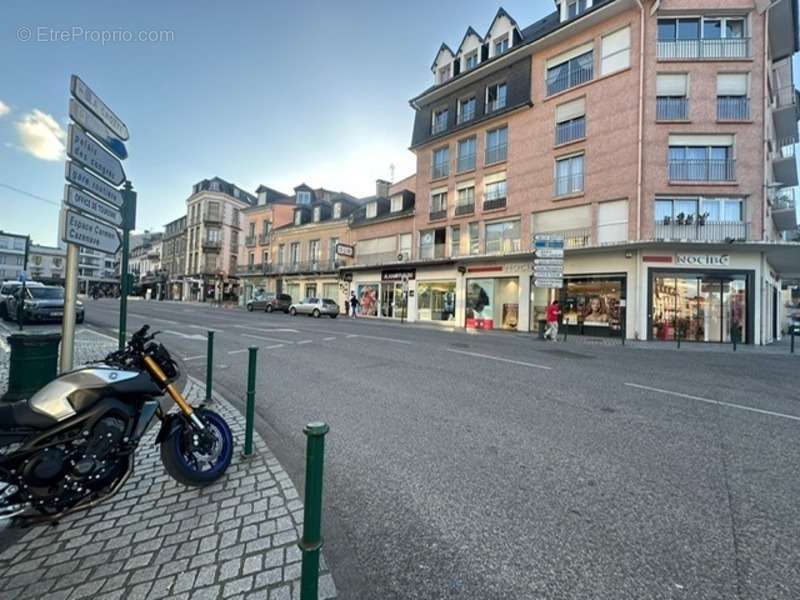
[2,333,61,401]
[538,319,547,340]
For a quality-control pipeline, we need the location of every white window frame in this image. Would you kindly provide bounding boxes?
[486,81,508,112]
[366,201,378,218]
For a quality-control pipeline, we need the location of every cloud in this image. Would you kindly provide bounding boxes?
[15,109,66,161]
[0,100,9,118]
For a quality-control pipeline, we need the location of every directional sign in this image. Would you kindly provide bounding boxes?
[70,75,129,141]
[534,278,564,289]
[534,271,564,280]
[62,208,122,255]
[65,161,124,208]
[534,234,565,242]
[534,258,564,266]
[69,98,128,160]
[535,248,565,259]
[67,125,126,186]
[64,184,123,228]
[534,239,565,250]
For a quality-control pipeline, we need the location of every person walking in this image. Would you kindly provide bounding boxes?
[349,291,360,318]
[545,300,561,341]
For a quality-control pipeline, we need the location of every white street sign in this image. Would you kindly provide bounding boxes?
[62,208,121,255]
[70,75,129,140]
[533,234,565,242]
[534,278,564,288]
[64,184,123,228]
[69,98,128,160]
[65,161,124,208]
[534,265,564,273]
[535,248,565,259]
[67,125,126,185]
[534,258,564,266]
[534,271,564,280]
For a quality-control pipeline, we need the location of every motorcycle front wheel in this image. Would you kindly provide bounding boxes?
[160,408,234,486]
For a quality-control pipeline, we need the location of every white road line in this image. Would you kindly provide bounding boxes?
[149,317,180,325]
[323,337,337,341]
[347,334,412,345]
[182,355,206,361]
[446,348,552,370]
[262,344,285,350]
[0,336,9,353]
[189,325,223,332]
[624,383,800,422]
[297,340,313,345]
[81,327,118,343]
[242,333,295,344]
[346,334,358,338]
[227,349,249,355]
[163,330,207,341]
[234,325,299,334]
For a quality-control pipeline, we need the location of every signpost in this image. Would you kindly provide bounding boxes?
[61,75,133,371]
[532,234,565,290]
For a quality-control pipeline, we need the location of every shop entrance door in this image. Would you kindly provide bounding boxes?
[381,284,404,318]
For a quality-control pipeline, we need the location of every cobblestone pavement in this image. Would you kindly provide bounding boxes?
[0,331,336,599]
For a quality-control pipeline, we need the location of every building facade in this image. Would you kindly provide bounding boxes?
[0,231,28,283]
[237,186,296,302]
[28,244,66,285]
[183,177,256,302]
[161,216,187,300]
[360,0,800,344]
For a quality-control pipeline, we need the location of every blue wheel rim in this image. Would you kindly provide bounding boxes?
[174,411,233,477]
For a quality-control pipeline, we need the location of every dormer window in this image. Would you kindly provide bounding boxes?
[465,51,478,70]
[487,82,507,112]
[432,108,448,134]
[438,65,451,84]
[294,211,302,225]
[567,0,587,19]
[494,35,509,56]
[210,181,220,191]
[297,191,312,205]
[366,202,378,218]
[333,203,342,219]
[391,195,404,213]
[313,206,321,222]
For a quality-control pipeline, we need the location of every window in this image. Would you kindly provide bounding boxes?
[313,206,321,221]
[465,51,478,70]
[290,242,300,265]
[297,191,312,205]
[555,98,586,145]
[484,172,507,210]
[458,97,476,124]
[248,222,255,237]
[457,137,477,172]
[555,154,585,196]
[654,197,746,241]
[533,204,592,247]
[366,201,378,218]
[390,194,404,213]
[432,107,448,134]
[494,35,509,56]
[656,73,689,120]
[329,237,339,260]
[309,240,320,264]
[601,26,631,75]
[547,45,594,95]
[485,126,508,164]
[597,199,629,244]
[456,185,475,215]
[262,220,270,236]
[657,17,749,59]
[450,226,461,256]
[333,203,342,218]
[207,228,221,242]
[277,244,285,265]
[432,147,449,179]
[668,135,735,181]
[486,82,507,112]
[438,65,451,84]
[485,220,520,254]
[248,253,254,267]
[263,250,269,264]
[419,228,446,259]
[430,190,448,219]
[294,212,302,225]
[567,0,587,19]
[399,233,412,259]
[717,73,750,120]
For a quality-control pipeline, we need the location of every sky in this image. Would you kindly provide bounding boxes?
[0,0,555,246]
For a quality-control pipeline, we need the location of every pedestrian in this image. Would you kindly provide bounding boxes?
[349,291,359,318]
[545,300,561,341]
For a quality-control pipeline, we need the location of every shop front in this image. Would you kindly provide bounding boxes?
[464,272,520,330]
[416,279,457,323]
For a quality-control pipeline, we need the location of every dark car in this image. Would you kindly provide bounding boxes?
[265,293,292,313]
[0,281,44,320]
[246,293,272,312]
[6,285,84,324]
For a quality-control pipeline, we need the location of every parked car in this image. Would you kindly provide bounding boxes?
[246,293,272,312]
[289,297,339,318]
[0,281,44,320]
[5,285,84,324]
[264,293,292,313]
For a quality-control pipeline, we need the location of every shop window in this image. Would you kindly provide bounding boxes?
[417,281,457,321]
[559,277,625,337]
[466,277,520,330]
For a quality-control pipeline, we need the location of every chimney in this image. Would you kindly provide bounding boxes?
[376,179,391,198]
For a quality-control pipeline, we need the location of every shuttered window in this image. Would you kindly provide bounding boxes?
[601,26,631,75]
[717,73,748,96]
[597,199,629,244]
[656,73,688,96]
[532,205,592,232]
[555,98,586,123]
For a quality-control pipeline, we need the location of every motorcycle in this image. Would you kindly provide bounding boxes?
[0,325,234,523]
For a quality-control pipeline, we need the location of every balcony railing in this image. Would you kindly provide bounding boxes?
[419,243,447,260]
[536,227,593,249]
[554,173,585,196]
[203,211,222,224]
[717,97,750,121]
[653,220,749,241]
[668,159,736,182]
[657,38,751,60]
[485,144,508,165]
[485,239,522,255]
[455,203,475,216]
[457,154,476,173]
[432,163,449,179]
[202,239,222,250]
[656,97,689,121]
[238,263,273,275]
[555,118,586,145]
[429,209,448,221]
[547,65,593,96]
[259,232,270,245]
[244,235,257,247]
[483,197,507,211]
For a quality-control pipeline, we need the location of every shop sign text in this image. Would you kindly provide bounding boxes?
[675,254,730,267]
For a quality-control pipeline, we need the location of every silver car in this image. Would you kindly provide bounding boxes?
[289,297,339,318]
[0,281,44,320]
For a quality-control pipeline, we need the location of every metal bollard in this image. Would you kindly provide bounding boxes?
[299,422,329,600]
[562,319,568,342]
[792,328,796,354]
[676,326,681,349]
[243,346,258,456]
[205,331,214,404]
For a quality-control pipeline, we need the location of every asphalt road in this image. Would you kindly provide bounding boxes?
[77,298,799,600]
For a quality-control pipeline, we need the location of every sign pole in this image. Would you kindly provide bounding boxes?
[17,236,30,331]
[118,181,135,350]
[60,243,79,372]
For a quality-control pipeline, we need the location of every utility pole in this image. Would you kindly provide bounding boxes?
[17,235,30,332]
[118,181,136,350]
[60,243,79,371]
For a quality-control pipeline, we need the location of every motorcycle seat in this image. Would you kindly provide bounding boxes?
[0,400,57,430]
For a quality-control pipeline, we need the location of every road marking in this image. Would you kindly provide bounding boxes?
[446,348,552,370]
[624,383,800,422]
[189,325,223,332]
[234,325,299,334]
[297,340,313,345]
[346,334,412,345]
[262,344,285,350]
[323,337,336,341]
[149,316,180,325]
[81,327,118,343]
[242,333,295,344]
[0,336,9,353]
[346,334,358,338]
[228,349,249,355]
[163,330,207,341]
[182,355,206,361]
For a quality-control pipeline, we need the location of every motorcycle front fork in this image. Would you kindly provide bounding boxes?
[142,356,206,431]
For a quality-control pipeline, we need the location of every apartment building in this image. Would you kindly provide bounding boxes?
[28,244,66,285]
[161,216,187,300]
[0,231,28,282]
[237,186,296,302]
[265,185,360,307]
[183,177,256,302]
[393,0,799,344]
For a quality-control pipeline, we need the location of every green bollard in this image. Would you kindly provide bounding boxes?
[243,346,258,456]
[205,331,214,404]
[791,328,795,354]
[299,422,329,600]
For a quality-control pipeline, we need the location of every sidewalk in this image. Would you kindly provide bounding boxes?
[0,337,336,600]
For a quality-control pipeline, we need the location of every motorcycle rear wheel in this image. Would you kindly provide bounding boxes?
[160,409,234,486]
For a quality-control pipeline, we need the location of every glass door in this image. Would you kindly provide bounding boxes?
[722,278,747,343]
[381,284,395,318]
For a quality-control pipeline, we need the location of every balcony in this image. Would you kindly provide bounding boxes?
[455,203,475,217]
[356,251,407,267]
[244,235,257,248]
[259,232,270,245]
[537,227,593,249]
[203,211,223,224]
[457,154,476,173]
[656,97,689,121]
[554,173,584,197]
[771,189,798,232]
[202,239,222,250]
[555,118,586,145]
[772,144,798,187]
[717,97,750,121]
[485,239,521,255]
[654,219,748,242]
[429,209,448,221]
[432,163,449,179]
[483,197,507,211]
[668,159,736,183]
[419,244,447,261]
[773,85,800,144]
[485,144,507,165]
[547,65,593,97]
[657,38,751,61]
[238,263,272,276]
